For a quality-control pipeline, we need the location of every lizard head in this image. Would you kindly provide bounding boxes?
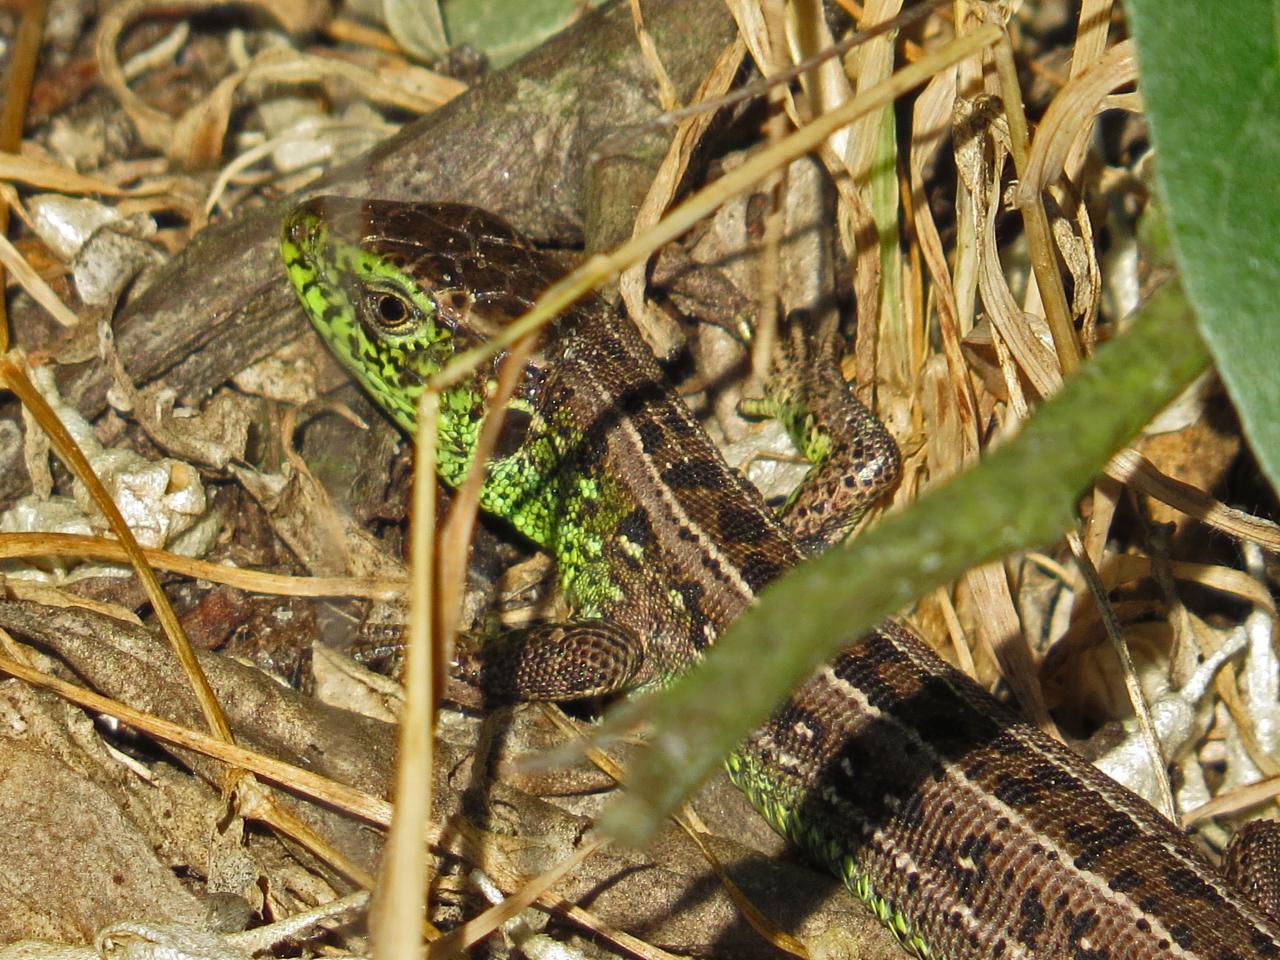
[282,196,554,479]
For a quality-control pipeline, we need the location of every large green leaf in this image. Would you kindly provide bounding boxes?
[1126,0,1280,491]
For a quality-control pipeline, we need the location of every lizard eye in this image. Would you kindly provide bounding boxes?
[363,290,417,332]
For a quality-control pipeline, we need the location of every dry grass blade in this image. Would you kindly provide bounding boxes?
[990,27,1080,374]
[660,0,951,126]
[230,772,376,889]
[621,35,746,355]
[1067,531,1175,820]
[1017,40,1138,204]
[0,0,49,350]
[0,150,142,196]
[0,357,234,744]
[678,809,812,958]
[433,23,1003,393]
[0,650,393,826]
[909,66,980,463]
[536,708,810,956]
[0,233,79,328]
[1106,448,1280,551]
[1094,554,1277,615]
[426,837,606,958]
[0,531,409,597]
[438,336,542,671]
[373,391,442,954]
[1184,775,1280,827]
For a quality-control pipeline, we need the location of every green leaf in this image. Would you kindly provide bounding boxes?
[600,287,1210,845]
[1126,0,1280,492]
[444,0,609,68]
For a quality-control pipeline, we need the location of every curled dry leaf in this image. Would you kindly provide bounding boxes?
[956,96,1062,400]
[1017,40,1140,204]
[95,0,462,167]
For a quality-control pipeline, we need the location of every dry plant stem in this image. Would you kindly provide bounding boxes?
[1065,530,1176,819]
[899,157,926,370]
[542,900,680,960]
[677,811,811,958]
[434,23,1003,393]
[659,0,950,127]
[1185,773,1280,827]
[374,391,442,956]
[439,335,541,662]
[0,649,393,825]
[966,562,1055,734]
[0,0,47,150]
[324,16,400,53]
[848,0,907,391]
[408,357,534,942]
[1078,475,1121,609]
[747,0,788,385]
[989,26,1081,374]
[909,66,981,462]
[539,705,810,957]
[232,773,377,889]
[1070,0,1114,78]
[1089,556,1274,613]
[1014,42,1138,208]
[413,353,535,946]
[620,35,745,354]
[0,150,150,195]
[0,0,50,351]
[0,532,408,597]
[935,587,978,675]
[0,357,233,743]
[0,231,80,327]
[225,890,370,954]
[7,579,143,624]
[444,806,683,960]
[1064,0,1115,184]
[749,178,783,384]
[628,0,680,111]
[1104,449,1280,550]
[426,837,606,959]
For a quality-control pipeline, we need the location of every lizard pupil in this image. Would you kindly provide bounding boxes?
[373,292,410,328]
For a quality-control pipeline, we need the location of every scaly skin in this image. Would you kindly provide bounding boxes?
[282,196,1280,960]
[281,197,894,692]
